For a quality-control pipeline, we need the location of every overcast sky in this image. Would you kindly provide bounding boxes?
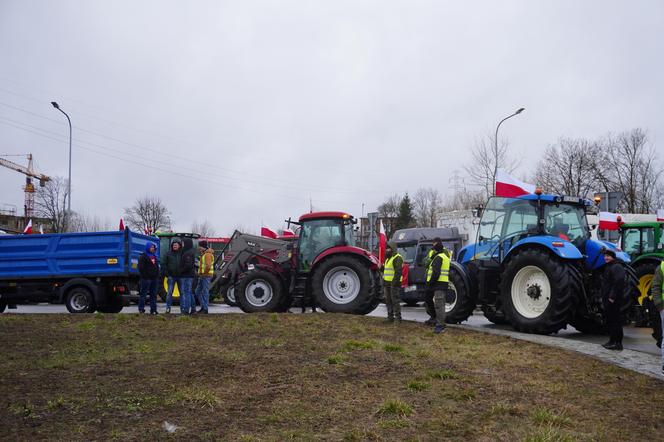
[1,1,663,234]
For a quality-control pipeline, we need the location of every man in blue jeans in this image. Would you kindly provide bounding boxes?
[180,238,197,314]
[138,242,159,314]
[162,240,183,314]
[195,240,215,314]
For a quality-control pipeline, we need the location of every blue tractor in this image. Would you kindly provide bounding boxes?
[446,193,638,334]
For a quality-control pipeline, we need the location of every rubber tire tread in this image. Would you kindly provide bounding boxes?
[235,270,286,313]
[445,268,476,324]
[310,255,376,314]
[224,285,239,307]
[481,303,509,325]
[65,287,96,313]
[0,302,6,313]
[501,248,577,334]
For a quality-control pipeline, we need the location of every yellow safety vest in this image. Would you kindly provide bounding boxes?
[426,252,450,283]
[198,250,215,277]
[426,247,451,270]
[383,254,403,282]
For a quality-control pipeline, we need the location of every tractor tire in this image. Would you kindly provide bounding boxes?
[632,262,658,327]
[501,248,577,334]
[65,287,96,313]
[568,314,606,334]
[310,255,376,314]
[0,302,6,313]
[224,285,238,307]
[236,270,287,313]
[481,303,508,325]
[445,268,476,324]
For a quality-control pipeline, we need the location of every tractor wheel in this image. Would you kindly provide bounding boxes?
[501,249,577,334]
[481,303,508,325]
[310,255,376,314]
[224,285,238,307]
[568,314,606,334]
[0,302,6,313]
[65,287,96,313]
[236,270,287,313]
[632,262,658,327]
[445,268,475,324]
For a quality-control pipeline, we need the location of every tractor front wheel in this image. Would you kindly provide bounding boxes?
[311,255,375,314]
[236,270,287,313]
[444,268,475,324]
[224,285,238,307]
[501,249,577,334]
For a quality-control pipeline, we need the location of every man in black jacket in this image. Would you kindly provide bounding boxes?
[600,249,626,351]
[162,239,183,314]
[180,238,197,315]
[138,242,160,315]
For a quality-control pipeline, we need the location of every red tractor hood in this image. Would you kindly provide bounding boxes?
[312,245,380,269]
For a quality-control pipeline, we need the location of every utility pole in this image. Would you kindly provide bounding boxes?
[493,108,525,195]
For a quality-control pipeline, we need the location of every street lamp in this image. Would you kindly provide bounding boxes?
[493,107,525,195]
[51,101,72,214]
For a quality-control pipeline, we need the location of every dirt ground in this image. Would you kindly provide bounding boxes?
[1,313,663,441]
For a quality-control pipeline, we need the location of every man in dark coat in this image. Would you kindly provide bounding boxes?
[600,249,626,351]
[138,242,160,314]
[180,238,197,315]
[162,239,183,314]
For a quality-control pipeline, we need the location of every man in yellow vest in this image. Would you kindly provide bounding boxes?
[383,242,404,323]
[424,238,452,325]
[195,240,215,314]
[426,241,451,334]
[652,262,664,375]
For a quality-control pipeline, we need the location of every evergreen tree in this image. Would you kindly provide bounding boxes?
[396,193,415,230]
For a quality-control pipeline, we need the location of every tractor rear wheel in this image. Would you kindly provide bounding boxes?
[236,270,287,313]
[311,255,375,314]
[632,262,658,327]
[481,303,508,325]
[501,248,577,334]
[445,268,475,324]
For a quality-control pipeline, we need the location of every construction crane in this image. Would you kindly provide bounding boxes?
[0,154,51,220]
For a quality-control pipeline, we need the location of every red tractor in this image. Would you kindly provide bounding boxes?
[214,211,382,314]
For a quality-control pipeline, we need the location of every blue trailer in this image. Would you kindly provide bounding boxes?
[0,229,158,313]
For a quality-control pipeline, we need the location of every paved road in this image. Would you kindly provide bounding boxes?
[7,301,660,356]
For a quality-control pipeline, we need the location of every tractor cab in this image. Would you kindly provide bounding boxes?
[295,212,357,272]
[620,222,664,258]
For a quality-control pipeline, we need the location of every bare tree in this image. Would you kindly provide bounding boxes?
[601,128,661,213]
[34,177,70,233]
[413,187,442,227]
[124,196,171,232]
[69,212,112,232]
[442,188,486,212]
[377,193,401,238]
[463,132,518,199]
[533,138,602,199]
[191,220,217,237]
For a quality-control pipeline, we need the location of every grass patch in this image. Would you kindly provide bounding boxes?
[327,354,346,365]
[427,368,457,380]
[406,379,431,391]
[531,407,571,427]
[376,399,413,418]
[341,339,375,351]
[383,343,404,353]
[167,386,220,410]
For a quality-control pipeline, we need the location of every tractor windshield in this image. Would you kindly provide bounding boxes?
[543,204,589,243]
[478,197,537,243]
[297,218,345,271]
[622,227,656,255]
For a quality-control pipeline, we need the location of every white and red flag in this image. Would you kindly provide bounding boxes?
[23,219,33,234]
[261,227,278,239]
[378,220,387,264]
[119,218,125,230]
[281,228,295,237]
[39,224,44,234]
[657,209,664,222]
[144,224,152,235]
[495,170,537,198]
[599,212,622,231]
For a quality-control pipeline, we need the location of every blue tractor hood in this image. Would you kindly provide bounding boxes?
[583,238,630,270]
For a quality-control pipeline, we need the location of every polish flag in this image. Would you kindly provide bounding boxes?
[119,218,125,230]
[401,264,409,288]
[495,170,537,198]
[144,225,152,235]
[599,212,622,231]
[39,224,44,234]
[281,229,295,237]
[261,227,278,239]
[23,219,33,234]
[657,209,664,222]
[378,220,387,264]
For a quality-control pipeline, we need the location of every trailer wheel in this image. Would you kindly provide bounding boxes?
[65,287,96,313]
[311,255,376,314]
[501,248,577,334]
[97,296,124,313]
[236,270,286,313]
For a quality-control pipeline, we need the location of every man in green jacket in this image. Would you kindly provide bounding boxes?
[651,262,664,375]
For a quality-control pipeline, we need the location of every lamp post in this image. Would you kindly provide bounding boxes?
[493,107,525,195]
[50,102,72,215]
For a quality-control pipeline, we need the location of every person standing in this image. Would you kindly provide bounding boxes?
[423,238,443,325]
[138,242,160,315]
[162,239,183,314]
[427,242,451,334]
[195,240,215,314]
[382,242,403,323]
[600,249,626,351]
[651,262,664,374]
[180,238,197,315]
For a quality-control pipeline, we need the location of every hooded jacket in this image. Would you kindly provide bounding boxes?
[179,238,196,277]
[162,239,183,277]
[138,242,160,279]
